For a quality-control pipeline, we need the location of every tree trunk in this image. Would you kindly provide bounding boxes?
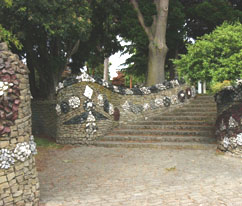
[26,54,37,98]
[103,57,109,81]
[131,0,169,86]
[147,41,168,85]
[47,74,59,100]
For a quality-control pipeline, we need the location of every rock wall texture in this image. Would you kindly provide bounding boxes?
[0,43,39,206]
[215,80,242,156]
[56,73,196,144]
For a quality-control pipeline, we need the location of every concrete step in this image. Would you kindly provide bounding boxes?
[188,102,216,106]
[195,95,214,99]
[192,95,215,99]
[94,141,217,150]
[127,120,215,126]
[100,134,215,143]
[152,116,216,121]
[182,104,217,108]
[117,124,214,130]
[161,112,217,116]
[192,97,215,100]
[174,108,217,112]
[109,129,214,136]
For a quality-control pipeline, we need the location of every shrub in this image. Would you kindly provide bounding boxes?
[211,80,231,93]
[173,22,242,85]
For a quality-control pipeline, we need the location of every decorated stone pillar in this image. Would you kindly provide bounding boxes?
[0,43,39,205]
[215,80,242,156]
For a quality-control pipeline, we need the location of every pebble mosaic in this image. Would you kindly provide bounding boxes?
[215,80,242,156]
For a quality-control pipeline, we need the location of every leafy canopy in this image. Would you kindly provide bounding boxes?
[0,0,92,99]
[173,21,242,84]
[0,24,22,49]
[0,0,22,49]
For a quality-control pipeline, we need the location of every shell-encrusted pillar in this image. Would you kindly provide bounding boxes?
[0,43,39,206]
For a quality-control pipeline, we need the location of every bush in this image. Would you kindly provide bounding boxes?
[211,80,231,93]
[173,22,242,85]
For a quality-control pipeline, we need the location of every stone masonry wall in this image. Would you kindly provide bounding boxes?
[56,73,196,144]
[215,81,242,156]
[0,43,39,205]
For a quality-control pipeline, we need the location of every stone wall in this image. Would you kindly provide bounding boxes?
[56,73,196,144]
[31,100,57,138]
[0,43,39,205]
[215,81,242,156]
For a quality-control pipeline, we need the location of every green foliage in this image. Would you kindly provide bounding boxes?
[0,0,92,99]
[211,80,232,94]
[118,0,186,81]
[87,62,107,80]
[173,22,242,84]
[116,0,154,78]
[69,0,122,74]
[0,24,22,49]
[0,0,12,7]
[121,0,242,81]
[182,0,242,39]
[123,73,146,87]
[0,0,22,49]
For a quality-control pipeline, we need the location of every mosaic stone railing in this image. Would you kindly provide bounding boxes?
[215,80,242,156]
[0,42,39,205]
[56,72,196,144]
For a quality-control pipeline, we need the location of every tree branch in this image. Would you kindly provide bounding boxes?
[64,40,80,73]
[130,0,153,41]
[70,40,80,57]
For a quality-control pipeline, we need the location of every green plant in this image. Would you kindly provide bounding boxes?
[173,22,242,84]
[211,80,231,94]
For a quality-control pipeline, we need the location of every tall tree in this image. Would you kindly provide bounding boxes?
[70,0,122,78]
[117,0,185,83]
[0,0,92,99]
[119,0,242,83]
[130,0,169,85]
[0,0,22,49]
[165,0,185,79]
[180,0,242,39]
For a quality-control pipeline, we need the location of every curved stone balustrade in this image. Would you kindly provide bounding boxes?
[56,72,196,144]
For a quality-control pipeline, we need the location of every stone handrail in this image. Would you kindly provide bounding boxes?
[55,73,196,144]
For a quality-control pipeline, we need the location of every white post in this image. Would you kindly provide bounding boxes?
[203,81,206,94]
[103,57,109,81]
[198,81,202,94]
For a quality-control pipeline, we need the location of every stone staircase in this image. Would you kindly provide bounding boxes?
[95,95,218,150]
